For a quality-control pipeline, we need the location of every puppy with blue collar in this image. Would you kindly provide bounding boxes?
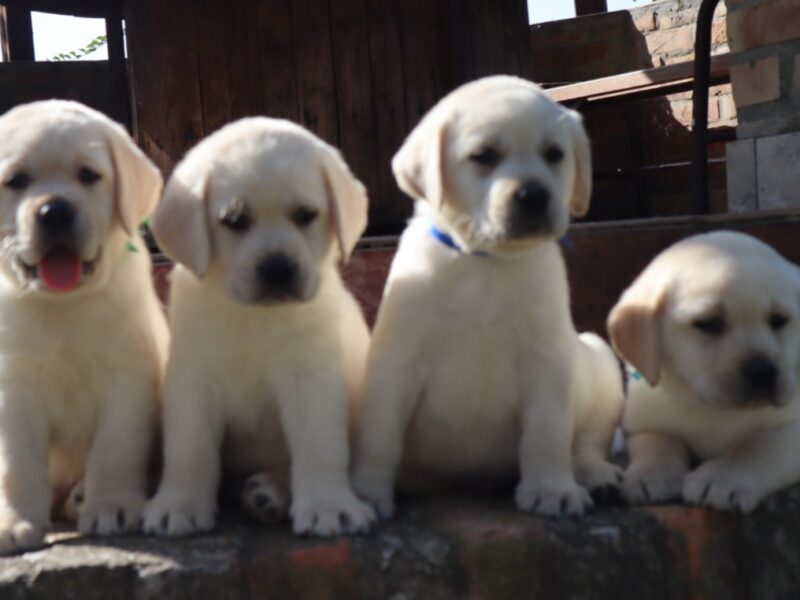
[352,75,625,518]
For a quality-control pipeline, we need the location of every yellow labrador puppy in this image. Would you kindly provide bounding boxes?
[0,100,168,554]
[352,75,625,518]
[144,117,375,537]
[610,231,800,511]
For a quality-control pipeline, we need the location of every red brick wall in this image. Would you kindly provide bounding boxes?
[530,0,734,220]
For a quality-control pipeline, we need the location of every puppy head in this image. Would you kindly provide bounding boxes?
[153,117,368,305]
[0,100,162,296]
[609,231,800,409]
[392,75,591,255]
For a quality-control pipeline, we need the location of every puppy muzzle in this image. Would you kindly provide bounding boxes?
[252,252,305,303]
[505,181,552,239]
[740,355,783,406]
[16,197,100,293]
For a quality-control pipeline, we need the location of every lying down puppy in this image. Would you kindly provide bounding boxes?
[352,75,625,518]
[610,231,800,511]
[0,100,168,554]
[144,117,375,537]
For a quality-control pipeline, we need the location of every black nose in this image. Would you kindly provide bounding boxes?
[257,253,298,289]
[741,356,778,393]
[37,198,76,235]
[513,181,550,215]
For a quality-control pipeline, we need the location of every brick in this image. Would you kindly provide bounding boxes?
[633,10,656,33]
[645,24,694,58]
[730,56,781,107]
[711,18,728,47]
[725,138,757,212]
[718,93,738,122]
[728,0,800,53]
[756,130,800,210]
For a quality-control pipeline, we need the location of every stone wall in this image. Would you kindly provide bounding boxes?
[530,0,734,220]
[725,0,800,212]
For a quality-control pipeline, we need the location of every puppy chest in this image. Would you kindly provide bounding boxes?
[406,339,524,473]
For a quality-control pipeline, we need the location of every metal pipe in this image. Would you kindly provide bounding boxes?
[691,0,722,214]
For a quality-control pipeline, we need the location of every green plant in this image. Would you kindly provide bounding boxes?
[50,34,107,61]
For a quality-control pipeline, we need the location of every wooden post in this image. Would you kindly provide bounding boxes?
[575,0,608,16]
[105,2,131,128]
[3,6,34,61]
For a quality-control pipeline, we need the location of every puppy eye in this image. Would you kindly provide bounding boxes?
[291,206,318,228]
[693,316,725,336]
[544,146,564,165]
[769,313,789,332]
[78,167,101,185]
[5,172,31,191]
[469,147,500,168]
[218,200,251,233]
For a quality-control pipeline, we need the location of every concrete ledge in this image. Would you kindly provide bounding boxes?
[4,486,800,599]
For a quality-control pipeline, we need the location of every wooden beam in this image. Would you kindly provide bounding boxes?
[574,0,608,16]
[4,6,34,61]
[547,53,730,104]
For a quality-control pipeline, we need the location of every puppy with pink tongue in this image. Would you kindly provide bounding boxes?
[0,100,168,554]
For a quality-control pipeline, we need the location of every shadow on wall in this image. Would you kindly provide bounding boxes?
[530,0,733,222]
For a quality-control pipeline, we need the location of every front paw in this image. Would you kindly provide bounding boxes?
[142,491,216,537]
[78,492,146,536]
[0,512,47,556]
[515,481,593,518]
[683,460,764,513]
[622,464,685,505]
[351,472,395,519]
[575,458,624,504]
[292,487,376,536]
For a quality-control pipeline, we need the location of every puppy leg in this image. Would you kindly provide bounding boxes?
[516,371,593,518]
[684,419,800,512]
[351,355,422,519]
[277,374,375,536]
[573,334,625,502]
[79,380,155,536]
[241,470,290,524]
[143,379,223,537]
[573,430,623,504]
[0,395,50,555]
[623,432,689,504]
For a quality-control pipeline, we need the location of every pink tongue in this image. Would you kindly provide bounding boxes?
[39,247,82,292]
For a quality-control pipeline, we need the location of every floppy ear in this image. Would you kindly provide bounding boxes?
[152,164,211,277]
[104,120,163,236]
[565,109,592,218]
[607,271,669,386]
[392,119,448,208]
[318,143,368,262]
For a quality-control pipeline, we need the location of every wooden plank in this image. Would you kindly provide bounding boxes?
[500,0,534,79]
[397,0,445,130]
[125,0,204,175]
[226,0,264,120]
[289,0,338,144]
[192,0,232,135]
[575,0,608,16]
[329,0,379,226]
[0,61,114,115]
[547,53,731,104]
[253,0,299,122]
[1,0,105,18]
[365,0,410,230]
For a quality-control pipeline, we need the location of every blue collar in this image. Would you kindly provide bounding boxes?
[428,223,489,257]
[428,222,573,256]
